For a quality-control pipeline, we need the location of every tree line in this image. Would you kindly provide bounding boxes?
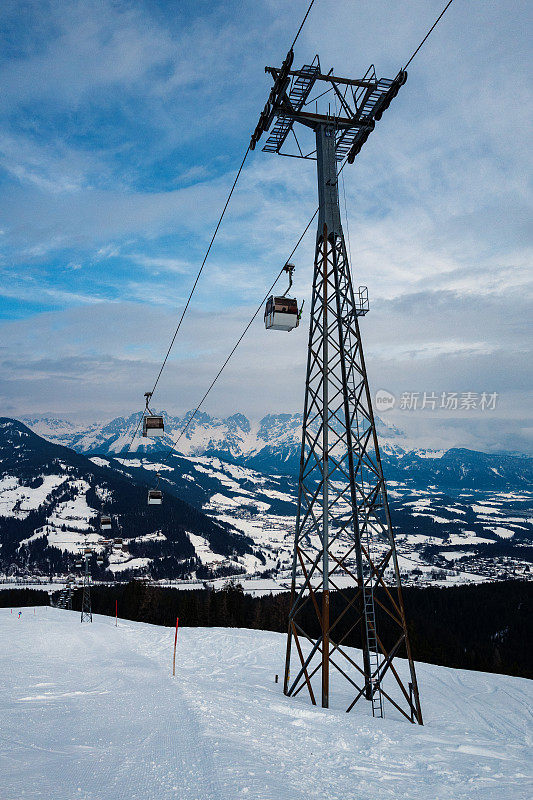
[0,580,530,679]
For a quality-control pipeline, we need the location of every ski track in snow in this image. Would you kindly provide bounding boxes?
[0,609,531,800]
[0,610,220,800]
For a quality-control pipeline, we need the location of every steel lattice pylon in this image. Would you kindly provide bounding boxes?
[283,212,422,722]
[250,51,422,722]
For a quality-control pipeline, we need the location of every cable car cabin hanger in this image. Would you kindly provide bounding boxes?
[264,262,303,332]
[142,391,165,438]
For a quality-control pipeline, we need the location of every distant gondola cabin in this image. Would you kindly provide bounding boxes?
[143,415,164,437]
[264,296,299,331]
[148,489,163,505]
[100,516,112,530]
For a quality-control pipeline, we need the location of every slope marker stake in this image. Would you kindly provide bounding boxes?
[172,617,179,677]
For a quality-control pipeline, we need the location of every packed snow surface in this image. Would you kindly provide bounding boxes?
[0,609,531,800]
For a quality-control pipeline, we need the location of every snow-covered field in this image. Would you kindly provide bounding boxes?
[0,609,531,800]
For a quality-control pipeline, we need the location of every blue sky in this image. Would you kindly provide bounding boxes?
[0,0,531,453]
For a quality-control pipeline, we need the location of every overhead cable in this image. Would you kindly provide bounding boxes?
[124,146,251,451]
[291,0,316,50]
[128,0,456,452]
[403,0,455,69]
[159,208,319,463]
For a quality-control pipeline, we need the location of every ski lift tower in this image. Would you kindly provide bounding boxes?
[251,51,422,723]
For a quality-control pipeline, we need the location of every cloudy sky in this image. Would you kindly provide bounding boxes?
[0,0,531,454]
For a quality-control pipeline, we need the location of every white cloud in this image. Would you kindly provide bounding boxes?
[128,255,192,274]
[95,245,121,260]
[0,287,531,453]
[0,0,530,454]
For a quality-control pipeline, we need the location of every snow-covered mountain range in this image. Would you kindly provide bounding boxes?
[21,411,533,490]
[21,411,310,461]
[1,418,531,585]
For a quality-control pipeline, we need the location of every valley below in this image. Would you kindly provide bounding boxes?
[0,414,531,592]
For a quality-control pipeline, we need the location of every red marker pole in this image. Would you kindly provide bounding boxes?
[115,599,118,627]
[172,617,179,677]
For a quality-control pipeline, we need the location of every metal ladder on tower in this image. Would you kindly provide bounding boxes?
[363,580,384,718]
[357,396,384,720]
[56,588,67,608]
[263,61,320,153]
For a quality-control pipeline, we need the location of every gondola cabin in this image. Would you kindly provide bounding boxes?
[143,415,165,437]
[264,296,299,331]
[100,516,112,530]
[75,562,82,568]
[96,555,104,565]
[114,538,123,545]
[148,489,163,505]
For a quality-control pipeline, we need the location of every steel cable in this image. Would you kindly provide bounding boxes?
[126,0,456,456]
[157,208,319,467]
[291,0,316,50]
[124,146,250,452]
[125,1,320,453]
[403,0,455,70]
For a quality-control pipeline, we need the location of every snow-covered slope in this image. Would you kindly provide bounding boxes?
[1,608,531,799]
[0,419,255,580]
[21,411,308,460]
